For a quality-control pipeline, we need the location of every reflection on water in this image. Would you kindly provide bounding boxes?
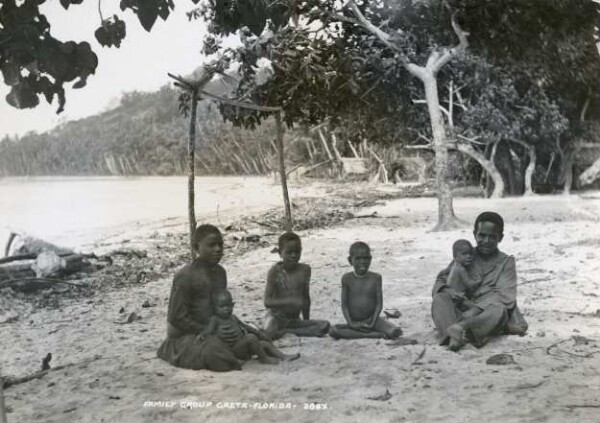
[0,176,282,250]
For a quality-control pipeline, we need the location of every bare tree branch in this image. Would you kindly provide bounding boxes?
[346,0,400,51]
[411,99,451,123]
[329,1,426,78]
[430,11,469,73]
[197,89,282,113]
[457,134,485,145]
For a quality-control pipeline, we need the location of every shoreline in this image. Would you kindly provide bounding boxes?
[1,186,599,423]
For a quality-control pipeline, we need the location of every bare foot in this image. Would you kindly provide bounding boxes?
[386,328,403,339]
[446,323,465,351]
[282,353,300,362]
[260,356,280,365]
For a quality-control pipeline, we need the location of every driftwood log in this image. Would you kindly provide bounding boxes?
[0,253,91,284]
[0,278,86,292]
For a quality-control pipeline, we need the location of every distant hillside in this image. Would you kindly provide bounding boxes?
[0,82,281,177]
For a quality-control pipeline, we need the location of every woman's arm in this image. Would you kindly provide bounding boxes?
[196,316,218,341]
[167,273,204,334]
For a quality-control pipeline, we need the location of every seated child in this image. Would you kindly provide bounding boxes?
[447,239,483,319]
[329,241,402,340]
[263,232,330,339]
[198,290,300,365]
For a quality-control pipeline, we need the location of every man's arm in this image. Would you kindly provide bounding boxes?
[366,275,383,329]
[492,256,517,308]
[302,266,311,320]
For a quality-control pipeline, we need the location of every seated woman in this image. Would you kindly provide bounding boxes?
[431,212,528,351]
[157,224,241,371]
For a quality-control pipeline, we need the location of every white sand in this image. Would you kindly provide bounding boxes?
[1,192,599,423]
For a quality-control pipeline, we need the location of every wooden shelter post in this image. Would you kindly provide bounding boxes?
[275,111,292,231]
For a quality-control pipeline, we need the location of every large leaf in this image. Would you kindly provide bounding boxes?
[6,81,39,109]
[75,43,99,74]
[137,0,159,32]
[1,61,21,86]
[73,76,87,89]
[95,26,111,46]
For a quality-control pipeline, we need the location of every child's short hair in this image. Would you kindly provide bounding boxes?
[474,211,504,234]
[193,224,222,245]
[213,289,232,304]
[452,239,473,256]
[278,232,301,251]
[349,241,370,257]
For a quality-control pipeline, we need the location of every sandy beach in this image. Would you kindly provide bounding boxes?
[1,184,599,423]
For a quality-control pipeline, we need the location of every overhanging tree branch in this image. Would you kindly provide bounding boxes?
[346,1,402,52]
[344,1,424,78]
[454,142,505,198]
[431,12,469,73]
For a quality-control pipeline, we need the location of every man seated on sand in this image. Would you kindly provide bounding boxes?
[157,224,241,371]
[263,232,330,339]
[329,241,402,340]
[198,290,300,365]
[431,212,529,351]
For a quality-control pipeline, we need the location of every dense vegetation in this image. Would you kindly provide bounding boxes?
[1,0,599,203]
[0,83,285,176]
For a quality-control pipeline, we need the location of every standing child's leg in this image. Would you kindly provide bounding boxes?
[260,341,300,361]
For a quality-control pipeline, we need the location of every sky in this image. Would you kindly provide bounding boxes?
[0,1,220,138]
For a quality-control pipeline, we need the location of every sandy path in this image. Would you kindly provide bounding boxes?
[1,193,599,423]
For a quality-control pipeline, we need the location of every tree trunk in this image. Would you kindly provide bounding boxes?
[188,89,198,261]
[563,151,574,195]
[456,143,505,198]
[485,140,500,198]
[497,143,518,195]
[275,112,293,231]
[0,374,6,423]
[509,139,536,196]
[422,74,458,231]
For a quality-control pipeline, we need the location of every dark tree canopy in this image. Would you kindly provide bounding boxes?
[0,0,176,113]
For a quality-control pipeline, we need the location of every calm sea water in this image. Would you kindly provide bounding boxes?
[0,176,283,251]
